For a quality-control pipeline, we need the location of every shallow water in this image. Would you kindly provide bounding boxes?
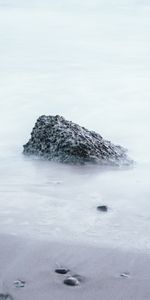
[0,0,150,250]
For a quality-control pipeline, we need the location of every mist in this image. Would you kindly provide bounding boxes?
[0,0,150,250]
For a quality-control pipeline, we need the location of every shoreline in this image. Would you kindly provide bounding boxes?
[0,234,150,299]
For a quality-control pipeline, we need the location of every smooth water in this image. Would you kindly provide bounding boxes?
[0,0,150,250]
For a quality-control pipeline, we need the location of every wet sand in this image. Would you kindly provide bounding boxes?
[0,234,150,300]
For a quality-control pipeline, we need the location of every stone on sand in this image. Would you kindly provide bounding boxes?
[63,276,80,286]
[55,268,70,275]
[97,205,108,212]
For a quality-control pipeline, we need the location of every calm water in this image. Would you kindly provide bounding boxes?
[0,0,150,250]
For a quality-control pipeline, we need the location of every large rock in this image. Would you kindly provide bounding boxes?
[23,115,132,166]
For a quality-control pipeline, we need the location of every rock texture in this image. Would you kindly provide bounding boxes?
[23,115,131,166]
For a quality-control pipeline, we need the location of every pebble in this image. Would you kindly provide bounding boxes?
[13,280,26,288]
[63,276,79,287]
[97,205,108,212]
[120,272,130,278]
[55,268,69,275]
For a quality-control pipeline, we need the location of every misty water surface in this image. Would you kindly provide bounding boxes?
[0,0,150,250]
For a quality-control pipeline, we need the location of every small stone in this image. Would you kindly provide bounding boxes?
[63,276,79,286]
[97,205,108,212]
[55,268,69,275]
[13,280,26,288]
[120,272,130,278]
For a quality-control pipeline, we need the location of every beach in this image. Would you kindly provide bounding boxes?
[0,233,150,300]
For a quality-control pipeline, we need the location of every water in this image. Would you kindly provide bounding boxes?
[0,0,150,250]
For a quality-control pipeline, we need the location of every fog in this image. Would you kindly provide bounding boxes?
[0,0,150,250]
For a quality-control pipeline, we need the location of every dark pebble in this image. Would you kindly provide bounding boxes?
[64,276,79,286]
[55,268,69,275]
[97,205,108,212]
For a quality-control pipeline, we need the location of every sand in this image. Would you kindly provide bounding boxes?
[0,234,150,300]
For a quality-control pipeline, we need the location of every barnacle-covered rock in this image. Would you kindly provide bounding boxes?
[23,115,132,166]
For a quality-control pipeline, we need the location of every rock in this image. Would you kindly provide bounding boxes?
[63,276,79,286]
[55,268,70,275]
[13,280,26,288]
[97,205,108,212]
[23,115,132,165]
